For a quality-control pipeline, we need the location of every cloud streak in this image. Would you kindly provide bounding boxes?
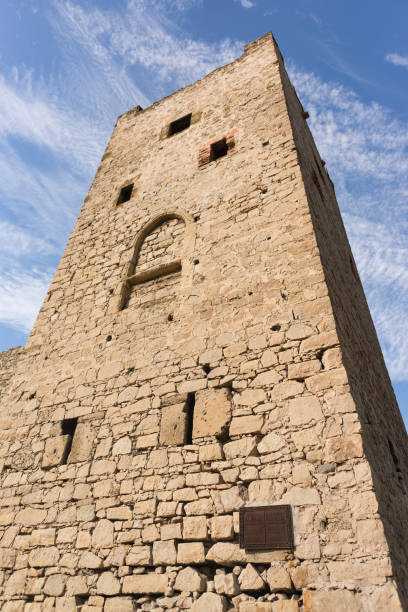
[385,53,408,68]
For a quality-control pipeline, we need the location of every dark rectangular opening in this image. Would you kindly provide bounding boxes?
[210,138,228,161]
[61,418,78,464]
[185,392,195,444]
[168,113,192,137]
[117,183,134,205]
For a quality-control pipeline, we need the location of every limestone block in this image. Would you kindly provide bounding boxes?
[220,486,247,512]
[92,519,114,548]
[297,534,321,560]
[136,433,158,449]
[133,498,157,516]
[239,563,266,591]
[66,576,88,596]
[78,551,103,569]
[199,442,224,461]
[210,515,234,540]
[292,464,311,486]
[257,433,285,454]
[191,592,227,612]
[230,415,263,436]
[4,568,27,596]
[160,403,188,445]
[153,539,177,565]
[112,436,132,455]
[237,389,267,406]
[157,501,178,517]
[288,397,323,426]
[272,603,299,612]
[25,577,45,596]
[370,583,403,612]
[30,528,55,547]
[90,459,116,475]
[175,566,207,592]
[300,331,338,354]
[28,546,59,567]
[239,604,275,612]
[0,548,16,568]
[356,519,387,554]
[303,589,360,612]
[104,598,136,612]
[193,388,231,439]
[122,573,168,594]
[281,487,320,505]
[147,448,168,468]
[68,423,94,463]
[96,571,121,595]
[161,522,182,540]
[183,516,208,540]
[287,360,321,379]
[265,565,292,591]
[248,480,275,503]
[214,572,240,596]
[325,434,363,463]
[126,545,151,566]
[42,435,70,467]
[44,574,66,596]
[206,543,246,566]
[224,437,258,460]
[142,523,160,543]
[184,498,214,515]
[177,542,206,564]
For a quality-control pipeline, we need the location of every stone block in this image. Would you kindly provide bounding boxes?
[281,486,320,505]
[112,436,132,455]
[214,572,240,596]
[257,433,285,454]
[153,539,177,565]
[230,415,263,436]
[265,565,292,591]
[177,542,206,564]
[104,598,136,612]
[210,515,234,540]
[42,435,70,467]
[288,397,323,426]
[239,563,266,591]
[199,442,224,461]
[206,543,246,566]
[28,546,59,568]
[160,402,188,446]
[193,388,231,439]
[96,571,121,595]
[78,551,103,569]
[106,506,132,521]
[122,573,168,594]
[44,574,66,597]
[0,548,16,568]
[66,576,88,596]
[224,437,258,460]
[161,522,182,540]
[68,423,94,463]
[126,545,151,566]
[183,516,208,540]
[303,589,360,612]
[248,480,275,503]
[175,566,207,592]
[30,528,55,547]
[92,519,114,548]
[191,592,227,612]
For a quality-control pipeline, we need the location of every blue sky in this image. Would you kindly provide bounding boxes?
[0,0,407,425]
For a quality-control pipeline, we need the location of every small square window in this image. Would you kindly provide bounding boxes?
[117,183,134,205]
[168,113,192,136]
[210,138,228,161]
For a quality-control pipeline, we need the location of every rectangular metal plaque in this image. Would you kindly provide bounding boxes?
[239,505,294,550]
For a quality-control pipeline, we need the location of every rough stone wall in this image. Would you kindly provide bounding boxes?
[0,33,405,612]
[0,346,23,401]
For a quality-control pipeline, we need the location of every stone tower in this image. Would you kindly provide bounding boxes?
[0,32,407,612]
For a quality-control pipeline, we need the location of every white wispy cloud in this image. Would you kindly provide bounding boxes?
[385,53,408,68]
[0,270,51,333]
[239,0,255,8]
[289,65,408,380]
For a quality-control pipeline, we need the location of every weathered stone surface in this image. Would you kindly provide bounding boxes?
[239,563,266,591]
[325,435,364,463]
[281,487,320,505]
[210,515,234,540]
[183,516,208,540]
[68,423,94,463]
[258,433,285,454]
[224,437,258,459]
[92,519,114,548]
[193,388,231,439]
[66,576,88,596]
[214,572,240,596]
[206,543,246,566]
[126,545,152,566]
[303,589,360,612]
[288,397,323,426]
[230,415,263,436]
[96,571,121,595]
[122,573,168,594]
[112,436,132,455]
[153,539,177,565]
[191,592,227,612]
[28,546,59,568]
[177,542,206,564]
[174,566,206,592]
[43,574,66,597]
[78,551,103,569]
[265,565,292,591]
[104,598,136,612]
[160,402,188,445]
[42,435,70,467]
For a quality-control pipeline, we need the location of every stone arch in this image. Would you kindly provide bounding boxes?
[118,209,195,310]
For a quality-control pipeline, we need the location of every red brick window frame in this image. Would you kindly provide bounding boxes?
[198,129,236,167]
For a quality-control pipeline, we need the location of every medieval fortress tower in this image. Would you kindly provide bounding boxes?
[0,32,407,611]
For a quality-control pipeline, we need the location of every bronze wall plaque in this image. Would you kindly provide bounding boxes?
[239,505,294,550]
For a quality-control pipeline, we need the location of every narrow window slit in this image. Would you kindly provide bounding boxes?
[61,418,78,464]
[168,113,192,136]
[210,138,228,161]
[117,183,134,206]
[185,392,195,444]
